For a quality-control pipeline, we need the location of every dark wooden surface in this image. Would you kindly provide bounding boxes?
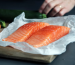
[0,0,75,65]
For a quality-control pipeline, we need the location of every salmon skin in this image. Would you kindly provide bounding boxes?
[2,22,49,43]
[26,25,70,48]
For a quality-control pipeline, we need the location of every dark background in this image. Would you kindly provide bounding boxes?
[0,0,75,65]
[0,0,75,15]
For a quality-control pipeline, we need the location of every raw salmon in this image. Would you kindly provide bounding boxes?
[0,24,1,28]
[26,25,70,48]
[2,22,49,43]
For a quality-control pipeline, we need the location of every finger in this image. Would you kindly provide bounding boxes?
[42,0,63,15]
[55,8,68,16]
[48,5,62,17]
[39,0,51,13]
[49,0,68,17]
[64,0,75,12]
[55,0,74,16]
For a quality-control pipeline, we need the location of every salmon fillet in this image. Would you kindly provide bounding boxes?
[0,24,1,28]
[2,22,49,43]
[26,25,70,48]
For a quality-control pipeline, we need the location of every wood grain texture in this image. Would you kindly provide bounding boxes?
[0,46,56,63]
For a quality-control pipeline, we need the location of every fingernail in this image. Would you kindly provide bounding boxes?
[39,10,42,13]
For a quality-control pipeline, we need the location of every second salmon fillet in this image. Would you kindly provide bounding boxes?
[26,25,70,48]
[2,22,49,43]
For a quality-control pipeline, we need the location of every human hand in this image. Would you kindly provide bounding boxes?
[39,0,75,17]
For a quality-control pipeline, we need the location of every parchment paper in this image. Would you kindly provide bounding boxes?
[0,12,75,55]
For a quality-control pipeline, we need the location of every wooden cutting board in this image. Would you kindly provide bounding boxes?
[0,23,56,63]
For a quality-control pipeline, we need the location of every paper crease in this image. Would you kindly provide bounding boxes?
[0,12,75,55]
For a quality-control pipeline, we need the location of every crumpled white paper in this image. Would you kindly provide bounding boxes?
[0,12,75,55]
